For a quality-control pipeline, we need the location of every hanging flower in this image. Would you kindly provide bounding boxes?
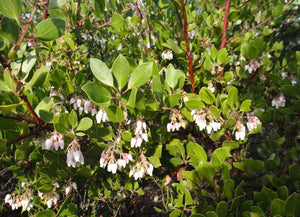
[235,121,246,141]
[271,93,286,109]
[66,139,84,168]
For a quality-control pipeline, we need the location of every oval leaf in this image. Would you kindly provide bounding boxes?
[0,0,21,23]
[76,117,93,131]
[112,54,131,90]
[36,18,66,41]
[90,58,114,87]
[127,62,153,89]
[106,105,125,122]
[81,82,111,105]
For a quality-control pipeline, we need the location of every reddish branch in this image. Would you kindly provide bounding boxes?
[42,0,49,20]
[237,0,249,10]
[20,95,41,125]
[227,17,271,43]
[220,0,231,49]
[203,0,224,9]
[0,114,37,124]
[180,0,195,93]
[6,126,45,146]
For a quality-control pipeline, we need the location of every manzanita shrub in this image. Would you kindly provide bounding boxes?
[0,0,299,216]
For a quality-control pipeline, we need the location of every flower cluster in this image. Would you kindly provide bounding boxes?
[100,148,133,174]
[234,114,261,140]
[161,50,173,60]
[66,139,84,168]
[167,111,186,132]
[191,109,221,134]
[41,131,64,150]
[131,120,148,148]
[188,30,196,39]
[129,152,153,180]
[38,183,60,208]
[65,182,77,196]
[272,93,286,109]
[5,183,33,212]
[70,97,109,123]
[245,59,261,73]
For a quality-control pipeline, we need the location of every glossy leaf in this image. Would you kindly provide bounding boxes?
[1,17,20,42]
[76,117,93,131]
[81,82,111,105]
[90,58,114,87]
[186,142,207,167]
[0,0,21,23]
[199,87,215,104]
[36,18,65,41]
[227,86,238,107]
[48,0,69,9]
[106,105,125,122]
[127,62,153,89]
[22,50,37,74]
[112,54,131,90]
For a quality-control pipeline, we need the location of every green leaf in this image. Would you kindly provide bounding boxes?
[184,99,205,110]
[106,105,125,122]
[165,94,180,108]
[217,201,228,217]
[0,0,21,23]
[36,18,66,41]
[94,0,105,18]
[289,164,300,180]
[34,97,53,122]
[227,86,238,107]
[1,17,20,42]
[199,87,215,104]
[186,142,207,167]
[90,58,114,87]
[209,105,220,120]
[211,147,231,170]
[217,48,228,64]
[271,199,285,216]
[57,194,73,216]
[273,3,283,17]
[76,117,93,131]
[69,110,78,129]
[206,211,218,217]
[165,64,185,89]
[0,102,24,114]
[148,156,161,168]
[167,39,183,54]
[152,75,163,101]
[241,43,258,59]
[81,82,111,105]
[285,192,300,216]
[22,49,37,74]
[36,209,56,217]
[111,13,125,33]
[169,209,182,217]
[112,54,131,90]
[197,162,215,179]
[15,148,26,160]
[222,141,239,150]
[48,0,69,9]
[25,66,50,89]
[240,99,252,112]
[127,62,153,89]
[228,10,240,21]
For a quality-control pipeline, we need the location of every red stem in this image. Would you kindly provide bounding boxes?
[21,95,41,125]
[237,0,249,10]
[203,0,224,9]
[6,126,45,146]
[220,0,231,49]
[227,17,271,43]
[180,0,195,93]
[42,0,49,20]
[0,114,37,124]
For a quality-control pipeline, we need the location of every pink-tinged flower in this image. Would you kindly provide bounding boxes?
[161,50,173,60]
[245,59,261,73]
[206,121,221,134]
[96,108,109,123]
[66,140,84,168]
[272,93,286,109]
[84,101,91,114]
[129,152,153,180]
[131,137,143,148]
[99,151,108,168]
[191,109,207,131]
[42,131,64,150]
[246,115,261,131]
[235,123,246,141]
[107,163,118,174]
[167,112,185,132]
